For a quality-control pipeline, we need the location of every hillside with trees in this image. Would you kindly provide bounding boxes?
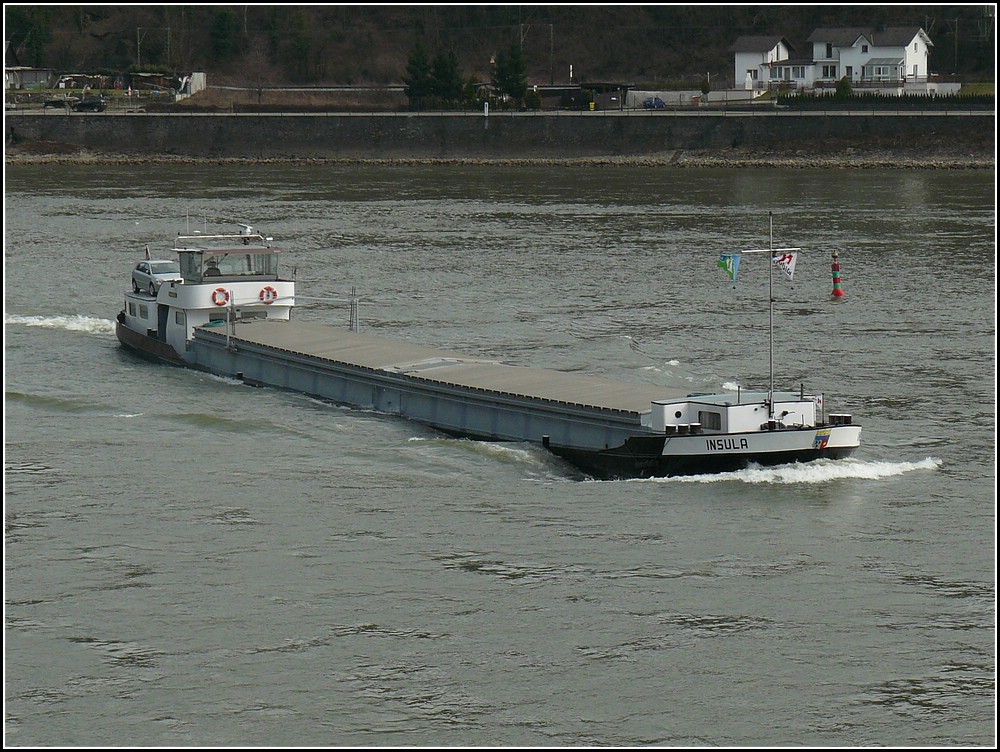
[6,4,995,90]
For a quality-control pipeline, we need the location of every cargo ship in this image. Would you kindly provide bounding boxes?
[115,222,861,479]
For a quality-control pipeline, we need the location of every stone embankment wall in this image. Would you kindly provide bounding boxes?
[5,110,994,163]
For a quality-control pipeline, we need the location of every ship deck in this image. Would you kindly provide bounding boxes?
[198,319,687,416]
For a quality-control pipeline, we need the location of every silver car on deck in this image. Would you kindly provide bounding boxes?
[132,260,183,295]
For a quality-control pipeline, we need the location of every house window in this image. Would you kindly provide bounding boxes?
[862,44,869,53]
[822,64,837,78]
[770,67,780,80]
[747,69,757,80]
[792,66,804,78]
[825,43,832,58]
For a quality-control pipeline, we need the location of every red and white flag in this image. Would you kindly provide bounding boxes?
[772,251,797,281]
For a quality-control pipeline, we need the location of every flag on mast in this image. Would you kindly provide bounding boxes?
[717,253,741,283]
[772,251,797,281]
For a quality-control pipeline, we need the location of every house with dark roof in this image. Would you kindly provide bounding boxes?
[806,26,934,87]
[4,40,55,90]
[730,36,795,91]
[730,26,948,96]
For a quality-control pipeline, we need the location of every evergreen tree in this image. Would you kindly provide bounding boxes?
[6,6,53,68]
[493,40,527,106]
[286,9,313,82]
[430,48,464,104]
[210,8,239,62]
[403,41,433,109]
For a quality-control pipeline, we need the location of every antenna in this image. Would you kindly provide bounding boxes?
[349,286,360,332]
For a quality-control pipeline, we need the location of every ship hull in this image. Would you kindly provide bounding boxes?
[115,313,186,366]
[550,434,859,480]
[115,315,862,480]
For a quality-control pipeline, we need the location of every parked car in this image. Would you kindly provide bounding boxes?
[73,97,108,112]
[132,260,183,295]
[643,96,666,110]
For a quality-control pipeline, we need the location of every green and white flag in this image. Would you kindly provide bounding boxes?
[718,253,741,283]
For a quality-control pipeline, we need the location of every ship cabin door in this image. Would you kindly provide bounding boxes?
[157,304,170,342]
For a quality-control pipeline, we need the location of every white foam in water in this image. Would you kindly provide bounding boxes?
[6,314,116,335]
[637,457,943,485]
[408,437,570,474]
[206,373,249,386]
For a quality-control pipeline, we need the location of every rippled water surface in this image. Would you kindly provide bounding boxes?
[4,164,995,746]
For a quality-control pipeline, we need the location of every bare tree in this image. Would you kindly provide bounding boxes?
[241,34,278,104]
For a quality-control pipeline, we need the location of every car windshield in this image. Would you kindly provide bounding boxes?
[150,262,180,274]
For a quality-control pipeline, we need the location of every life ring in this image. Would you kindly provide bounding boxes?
[211,288,230,306]
[259,286,278,305]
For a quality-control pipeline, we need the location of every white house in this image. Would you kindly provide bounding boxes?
[730,36,795,91]
[731,26,944,95]
[807,26,934,87]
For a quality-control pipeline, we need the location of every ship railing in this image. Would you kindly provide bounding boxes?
[175,233,269,242]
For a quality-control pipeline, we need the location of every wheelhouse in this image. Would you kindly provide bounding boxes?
[175,226,281,284]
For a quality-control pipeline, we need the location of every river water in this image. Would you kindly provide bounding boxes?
[4,163,995,746]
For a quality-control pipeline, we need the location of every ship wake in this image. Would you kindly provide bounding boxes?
[6,314,116,336]
[634,457,942,485]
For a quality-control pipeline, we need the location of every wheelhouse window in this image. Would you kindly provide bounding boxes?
[179,250,279,283]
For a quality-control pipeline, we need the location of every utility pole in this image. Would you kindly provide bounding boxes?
[549,23,553,85]
[954,19,959,72]
[947,18,959,72]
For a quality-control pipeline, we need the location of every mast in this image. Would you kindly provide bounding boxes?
[737,214,798,424]
[768,212,774,417]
